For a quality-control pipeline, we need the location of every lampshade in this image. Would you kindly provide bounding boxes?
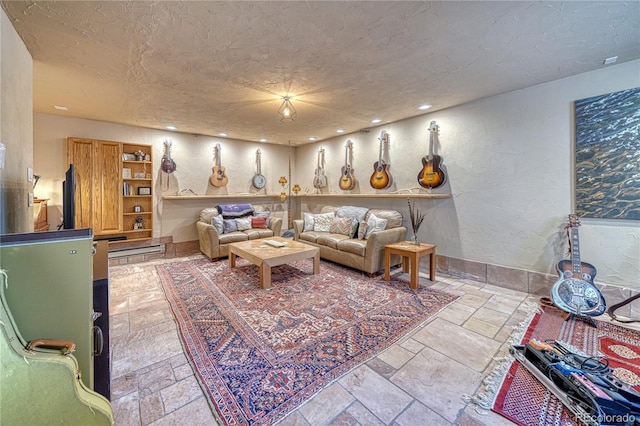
[279,176,288,186]
[292,184,301,194]
[278,97,297,122]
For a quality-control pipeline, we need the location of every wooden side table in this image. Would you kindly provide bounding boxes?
[384,241,436,289]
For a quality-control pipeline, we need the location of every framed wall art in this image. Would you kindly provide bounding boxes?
[138,187,152,196]
[574,87,640,220]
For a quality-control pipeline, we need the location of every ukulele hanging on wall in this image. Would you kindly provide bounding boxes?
[209,143,228,187]
[369,130,392,189]
[417,121,446,189]
[339,140,356,190]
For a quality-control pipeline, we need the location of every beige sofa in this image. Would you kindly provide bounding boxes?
[293,206,407,274]
[197,206,283,260]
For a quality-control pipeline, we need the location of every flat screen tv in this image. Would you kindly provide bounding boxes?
[62,164,75,229]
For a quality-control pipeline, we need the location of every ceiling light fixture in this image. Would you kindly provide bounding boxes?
[219,132,227,137]
[309,136,317,141]
[259,138,267,143]
[336,129,345,133]
[418,104,432,110]
[371,118,382,124]
[278,97,297,122]
[603,56,618,65]
[54,105,68,111]
[166,125,177,130]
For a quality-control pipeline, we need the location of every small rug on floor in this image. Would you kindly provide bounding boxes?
[473,305,640,426]
[156,257,458,425]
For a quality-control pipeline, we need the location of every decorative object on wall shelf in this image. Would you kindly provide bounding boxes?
[138,187,151,196]
[122,168,132,179]
[122,153,136,161]
[339,140,357,191]
[133,205,142,213]
[407,198,425,245]
[133,216,144,230]
[133,172,146,179]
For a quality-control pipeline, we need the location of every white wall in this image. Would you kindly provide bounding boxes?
[33,60,639,289]
[295,60,640,289]
[0,8,33,233]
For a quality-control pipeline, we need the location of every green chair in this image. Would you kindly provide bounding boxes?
[0,270,113,425]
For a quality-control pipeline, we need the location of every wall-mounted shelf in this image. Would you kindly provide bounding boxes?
[293,193,451,199]
[163,194,283,201]
[163,193,450,200]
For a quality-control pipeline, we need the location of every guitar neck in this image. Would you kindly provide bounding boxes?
[216,145,221,168]
[256,151,261,174]
[571,228,582,274]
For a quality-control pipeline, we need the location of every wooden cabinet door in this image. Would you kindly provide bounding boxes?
[92,141,122,234]
[67,138,95,229]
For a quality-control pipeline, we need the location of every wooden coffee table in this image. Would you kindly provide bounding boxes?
[228,237,320,289]
[384,241,436,289]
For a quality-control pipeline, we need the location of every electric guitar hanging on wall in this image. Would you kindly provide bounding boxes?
[313,148,327,189]
[369,130,392,189]
[252,149,266,189]
[417,121,446,189]
[339,140,357,190]
[210,143,228,187]
[550,214,605,318]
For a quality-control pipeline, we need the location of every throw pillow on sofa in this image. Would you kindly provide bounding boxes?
[251,216,268,229]
[365,213,387,239]
[337,206,369,238]
[223,219,238,233]
[236,217,252,231]
[329,217,353,236]
[357,221,368,240]
[313,212,335,232]
[303,212,315,231]
[211,215,224,234]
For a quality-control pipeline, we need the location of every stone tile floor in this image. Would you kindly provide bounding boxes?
[109,255,542,425]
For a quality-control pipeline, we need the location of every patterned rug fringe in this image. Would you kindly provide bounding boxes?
[464,301,541,410]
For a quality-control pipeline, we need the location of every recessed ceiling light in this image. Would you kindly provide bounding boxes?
[603,56,618,65]
[166,125,177,130]
[371,118,382,124]
[336,129,345,133]
[54,105,68,111]
[259,138,267,143]
[418,104,432,110]
[309,136,317,141]
[219,132,227,137]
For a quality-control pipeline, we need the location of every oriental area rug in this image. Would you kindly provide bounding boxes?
[156,257,458,425]
[475,306,640,426]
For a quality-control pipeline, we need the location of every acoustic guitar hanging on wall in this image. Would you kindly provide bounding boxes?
[313,148,328,189]
[210,143,228,187]
[370,130,392,189]
[339,140,356,191]
[417,121,446,189]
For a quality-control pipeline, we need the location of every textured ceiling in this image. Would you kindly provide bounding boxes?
[2,1,639,145]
